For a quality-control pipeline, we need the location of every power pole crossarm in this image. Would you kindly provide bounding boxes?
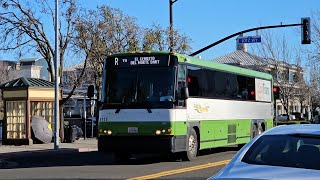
[189,23,302,57]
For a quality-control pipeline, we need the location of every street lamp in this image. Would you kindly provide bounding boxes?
[169,0,177,52]
[54,0,60,150]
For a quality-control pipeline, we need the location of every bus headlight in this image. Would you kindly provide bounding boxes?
[107,130,112,135]
[103,130,107,134]
[155,130,161,135]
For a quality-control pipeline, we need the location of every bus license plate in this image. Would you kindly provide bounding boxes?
[128,127,138,133]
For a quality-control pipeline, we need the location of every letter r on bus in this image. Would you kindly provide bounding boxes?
[115,57,119,65]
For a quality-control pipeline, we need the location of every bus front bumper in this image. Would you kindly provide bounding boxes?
[98,135,186,153]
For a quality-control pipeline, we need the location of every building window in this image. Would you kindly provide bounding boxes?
[277,105,282,115]
[6,101,26,139]
[289,70,295,83]
[31,102,54,128]
[63,74,69,83]
[276,71,282,82]
[289,106,293,113]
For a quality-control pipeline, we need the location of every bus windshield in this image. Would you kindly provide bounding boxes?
[103,67,176,109]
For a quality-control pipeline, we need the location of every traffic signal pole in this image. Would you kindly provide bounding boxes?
[189,23,303,57]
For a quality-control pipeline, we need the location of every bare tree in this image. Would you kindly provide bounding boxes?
[308,63,320,110]
[252,31,309,119]
[0,61,19,120]
[0,61,19,84]
[0,0,83,141]
[71,6,193,106]
[142,24,192,54]
[309,10,320,63]
[67,6,141,106]
[0,0,79,82]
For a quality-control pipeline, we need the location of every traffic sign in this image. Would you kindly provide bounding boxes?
[238,36,261,43]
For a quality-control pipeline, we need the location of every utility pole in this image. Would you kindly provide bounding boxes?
[54,0,60,150]
[169,0,177,52]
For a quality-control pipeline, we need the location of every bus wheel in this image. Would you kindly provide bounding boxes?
[182,128,198,161]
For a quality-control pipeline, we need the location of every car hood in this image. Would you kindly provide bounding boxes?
[211,161,320,180]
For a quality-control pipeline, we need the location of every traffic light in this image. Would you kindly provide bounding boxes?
[273,86,280,100]
[87,85,95,98]
[301,17,311,44]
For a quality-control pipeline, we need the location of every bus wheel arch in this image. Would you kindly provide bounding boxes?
[182,127,199,161]
[193,126,200,153]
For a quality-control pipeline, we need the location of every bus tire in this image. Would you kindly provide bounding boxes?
[182,128,198,161]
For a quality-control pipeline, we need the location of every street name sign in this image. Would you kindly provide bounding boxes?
[238,36,262,43]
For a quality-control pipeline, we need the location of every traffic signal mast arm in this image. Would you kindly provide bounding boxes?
[189,23,302,57]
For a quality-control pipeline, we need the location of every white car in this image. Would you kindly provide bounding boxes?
[209,124,320,180]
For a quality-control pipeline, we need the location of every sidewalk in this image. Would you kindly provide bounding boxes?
[0,138,97,154]
[0,138,99,169]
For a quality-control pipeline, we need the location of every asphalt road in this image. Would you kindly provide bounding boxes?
[0,147,239,179]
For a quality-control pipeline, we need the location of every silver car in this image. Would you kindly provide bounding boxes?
[209,124,320,180]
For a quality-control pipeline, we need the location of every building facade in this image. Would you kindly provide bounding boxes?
[62,62,96,117]
[19,58,50,81]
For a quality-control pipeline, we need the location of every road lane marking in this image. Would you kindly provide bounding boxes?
[127,159,230,180]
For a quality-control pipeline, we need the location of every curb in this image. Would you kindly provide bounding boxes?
[0,147,98,159]
[0,159,18,169]
[0,147,97,169]
[78,147,98,152]
[0,148,78,159]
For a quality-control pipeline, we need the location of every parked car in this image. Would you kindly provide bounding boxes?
[209,124,320,179]
[292,112,305,120]
[275,114,295,121]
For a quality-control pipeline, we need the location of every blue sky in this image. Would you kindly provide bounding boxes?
[0,0,317,66]
[78,0,317,62]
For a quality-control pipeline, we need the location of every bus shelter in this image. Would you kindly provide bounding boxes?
[0,77,56,145]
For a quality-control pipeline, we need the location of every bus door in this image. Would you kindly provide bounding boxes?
[175,64,188,134]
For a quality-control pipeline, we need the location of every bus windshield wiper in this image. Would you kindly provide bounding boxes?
[115,102,124,113]
[138,89,152,113]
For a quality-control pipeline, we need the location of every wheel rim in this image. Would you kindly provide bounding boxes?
[188,134,197,155]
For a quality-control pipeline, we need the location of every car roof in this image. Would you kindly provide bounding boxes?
[264,124,320,136]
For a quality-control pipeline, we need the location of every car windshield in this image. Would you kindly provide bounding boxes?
[242,134,320,170]
[103,67,175,109]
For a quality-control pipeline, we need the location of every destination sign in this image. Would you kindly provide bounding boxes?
[107,55,174,67]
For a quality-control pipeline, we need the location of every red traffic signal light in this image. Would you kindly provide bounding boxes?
[273,86,280,99]
[273,87,278,93]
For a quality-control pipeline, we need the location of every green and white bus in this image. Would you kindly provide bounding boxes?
[98,51,274,161]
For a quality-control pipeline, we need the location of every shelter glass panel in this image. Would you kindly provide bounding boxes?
[31,102,54,128]
[6,101,26,139]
